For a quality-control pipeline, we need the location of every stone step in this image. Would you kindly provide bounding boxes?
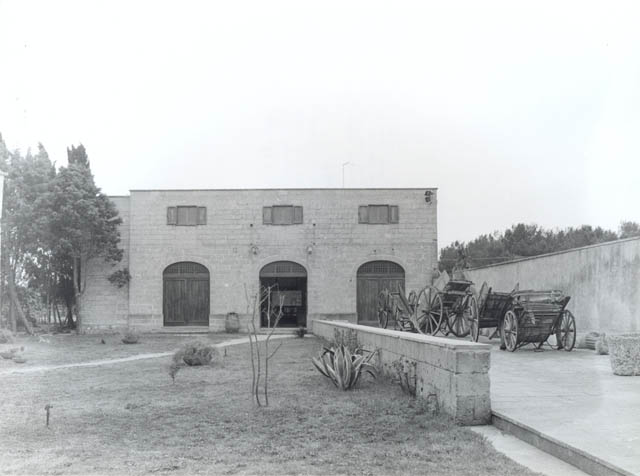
[492,412,634,476]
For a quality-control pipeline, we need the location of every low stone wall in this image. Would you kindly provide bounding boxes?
[311,320,491,425]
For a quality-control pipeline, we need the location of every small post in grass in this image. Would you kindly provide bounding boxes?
[44,404,53,427]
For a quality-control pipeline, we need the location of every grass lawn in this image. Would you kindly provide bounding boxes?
[0,332,235,370]
[0,335,541,476]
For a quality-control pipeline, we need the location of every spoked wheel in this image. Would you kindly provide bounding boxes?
[414,288,431,333]
[426,294,444,335]
[502,310,518,352]
[447,295,474,338]
[467,295,480,342]
[557,310,576,351]
[377,289,391,329]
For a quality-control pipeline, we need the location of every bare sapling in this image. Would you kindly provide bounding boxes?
[244,284,285,407]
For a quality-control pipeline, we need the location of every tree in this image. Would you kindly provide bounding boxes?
[49,145,123,330]
[1,143,56,333]
[619,221,640,239]
[440,222,623,273]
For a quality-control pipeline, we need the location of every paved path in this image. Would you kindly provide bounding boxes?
[490,343,640,476]
[0,334,295,376]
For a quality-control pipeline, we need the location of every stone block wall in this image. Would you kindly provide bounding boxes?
[83,188,437,331]
[312,320,491,425]
[80,197,130,332]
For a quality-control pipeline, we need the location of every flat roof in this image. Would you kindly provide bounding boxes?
[128,187,438,192]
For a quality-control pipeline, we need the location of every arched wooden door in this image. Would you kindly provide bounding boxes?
[357,261,405,325]
[163,262,210,326]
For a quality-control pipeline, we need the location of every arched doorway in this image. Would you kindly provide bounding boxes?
[259,261,307,328]
[163,262,210,326]
[357,260,405,325]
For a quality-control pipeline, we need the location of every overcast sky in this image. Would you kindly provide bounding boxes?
[1,0,639,247]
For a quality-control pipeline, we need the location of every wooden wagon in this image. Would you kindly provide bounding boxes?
[467,282,517,342]
[501,290,576,351]
[377,287,441,334]
[377,279,477,337]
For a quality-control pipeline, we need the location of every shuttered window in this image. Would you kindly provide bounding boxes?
[358,205,399,224]
[262,205,303,225]
[167,206,207,226]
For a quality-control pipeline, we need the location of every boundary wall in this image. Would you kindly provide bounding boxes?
[312,320,491,425]
[465,237,640,333]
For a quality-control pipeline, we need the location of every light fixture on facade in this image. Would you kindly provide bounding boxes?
[250,245,259,255]
[306,245,313,255]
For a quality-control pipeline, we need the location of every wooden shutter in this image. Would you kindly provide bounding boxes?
[369,205,389,224]
[358,206,369,223]
[273,206,293,225]
[263,206,273,224]
[293,206,303,224]
[197,207,207,225]
[167,207,177,225]
[389,205,399,223]
[189,207,198,225]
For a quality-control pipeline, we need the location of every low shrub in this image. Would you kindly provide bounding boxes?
[0,328,15,344]
[312,344,377,390]
[596,333,609,355]
[121,329,140,344]
[174,341,219,366]
[294,326,307,338]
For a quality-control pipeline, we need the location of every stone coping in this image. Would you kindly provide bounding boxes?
[312,320,491,351]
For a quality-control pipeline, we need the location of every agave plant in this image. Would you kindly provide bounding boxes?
[312,345,377,390]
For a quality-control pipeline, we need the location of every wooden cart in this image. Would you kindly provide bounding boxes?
[468,282,517,342]
[378,280,477,337]
[501,290,576,352]
[377,287,444,335]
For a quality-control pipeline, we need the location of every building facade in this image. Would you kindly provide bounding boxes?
[80,188,438,332]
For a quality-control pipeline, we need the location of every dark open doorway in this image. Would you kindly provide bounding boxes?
[259,261,307,328]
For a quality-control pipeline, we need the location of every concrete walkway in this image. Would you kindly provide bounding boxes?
[0,334,295,376]
[489,343,640,476]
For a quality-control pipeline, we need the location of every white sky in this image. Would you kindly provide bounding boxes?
[1,0,639,247]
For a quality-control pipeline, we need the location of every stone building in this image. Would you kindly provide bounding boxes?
[80,188,438,332]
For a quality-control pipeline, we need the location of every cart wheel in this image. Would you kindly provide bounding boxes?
[377,290,390,329]
[557,310,576,351]
[468,295,480,342]
[502,310,518,352]
[447,295,474,338]
[427,294,444,335]
[414,288,432,333]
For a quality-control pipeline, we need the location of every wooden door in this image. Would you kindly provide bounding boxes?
[357,261,405,324]
[163,262,210,326]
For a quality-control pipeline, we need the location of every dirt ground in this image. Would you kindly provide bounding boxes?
[0,335,541,476]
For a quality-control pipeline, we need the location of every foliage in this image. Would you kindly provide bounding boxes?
[619,221,640,239]
[312,344,377,390]
[332,328,359,353]
[0,328,15,344]
[48,144,125,329]
[392,357,417,396]
[294,326,307,338]
[108,268,131,288]
[121,329,140,344]
[439,222,640,273]
[596,333,609,355]
[1,140,56,332]
[173,340,219,366]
